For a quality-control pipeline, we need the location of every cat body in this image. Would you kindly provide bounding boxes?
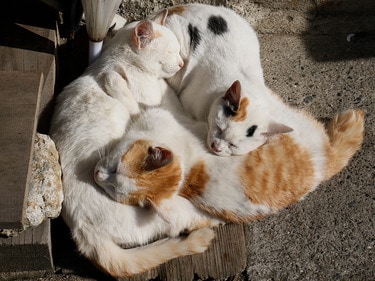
[152,4,288,155]
[94,83,364,223]
[163,3,264,119]
[49,16,217,278]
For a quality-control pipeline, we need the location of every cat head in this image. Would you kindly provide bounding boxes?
[207,80,293,156]
[108,10,184,78]
[94,139,182,207]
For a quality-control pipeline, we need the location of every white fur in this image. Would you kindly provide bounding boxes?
[49,18,216,277]
[159,4,266,155]
[94,105,273,221]
[94,78,342,221]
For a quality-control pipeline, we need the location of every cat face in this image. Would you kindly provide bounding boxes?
[207,81,293,156]
[94,139,182,206]
[131,11,184,78]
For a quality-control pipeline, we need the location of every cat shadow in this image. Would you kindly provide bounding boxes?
[51,216,115,280]
[51,149,115,279]
[303,0,375,61]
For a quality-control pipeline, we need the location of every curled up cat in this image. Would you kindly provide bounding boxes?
[151,4,293,156]
[49,12,220,278]
[94,80,364,224]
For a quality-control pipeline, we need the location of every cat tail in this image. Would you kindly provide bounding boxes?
[324,109,365,179]
[88,227,215,277]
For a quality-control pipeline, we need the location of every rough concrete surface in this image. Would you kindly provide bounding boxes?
[21,0,374,280]
[246,34,374,280]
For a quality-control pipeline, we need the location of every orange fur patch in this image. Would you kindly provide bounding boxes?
[187,219,216,232]
[121,140,182,206]
[180,160,209,199]
[324,110,364,179]
[167,6,185,16]
[232,97,249,122]
[180,161,249,223]
[154,31,162,38]
[240,135,315,209]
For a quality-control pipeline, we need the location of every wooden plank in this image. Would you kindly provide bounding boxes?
[0,219,53,276]
[120,224,246,281]
[0,1,57,276]
[0,71,43,229]
[190,224,246,280]
[0,23,56,134]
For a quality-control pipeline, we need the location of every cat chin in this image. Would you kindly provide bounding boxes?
[211,150,232,157]
[162,65,184,78]
[162,71,181,79]
[206,135,235,156]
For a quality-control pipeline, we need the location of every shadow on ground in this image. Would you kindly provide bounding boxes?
[303,0,375,61]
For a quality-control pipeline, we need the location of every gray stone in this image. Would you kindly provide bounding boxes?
[0,134,63,237]
[24,133,63,229]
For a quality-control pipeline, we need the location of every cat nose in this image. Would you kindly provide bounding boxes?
[179,60,184,68]
[211,142,221,153]
[94,169,107,182]
[94,169,101,180]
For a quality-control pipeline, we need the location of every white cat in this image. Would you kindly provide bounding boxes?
[49,14,217,278]
[151,4,292,156]
[94,80,364,223]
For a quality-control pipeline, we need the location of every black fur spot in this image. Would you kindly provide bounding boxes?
[207,15,228,35]
[246,125,258,137]
[223,105,237,117]
[188,23,201,51]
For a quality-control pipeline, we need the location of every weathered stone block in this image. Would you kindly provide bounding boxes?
[0,133,63,237]
[25,133,63,229]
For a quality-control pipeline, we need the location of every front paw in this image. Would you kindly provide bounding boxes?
[184,227,215,254]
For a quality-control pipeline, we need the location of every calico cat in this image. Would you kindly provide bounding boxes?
[49,13,218,278]
[94,80,364,223]
[151,4,292,156]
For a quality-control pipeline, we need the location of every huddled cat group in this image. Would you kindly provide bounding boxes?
[49,3,364,278]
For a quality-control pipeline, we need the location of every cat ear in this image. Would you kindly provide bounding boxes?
[143,146,173,171]
[151,9,168,26]
[223,80,241,113]
[134,20,154,49]
[261,122,293,138]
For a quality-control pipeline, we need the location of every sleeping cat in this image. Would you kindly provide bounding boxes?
[49,13,218,278]
[150,4,292,156]
[94,80,364,223]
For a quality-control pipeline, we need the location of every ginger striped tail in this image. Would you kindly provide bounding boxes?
[324,109,365,180]
[88,227,215,277]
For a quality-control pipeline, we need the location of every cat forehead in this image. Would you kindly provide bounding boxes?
[121,139,152,164]
[119,139,182,206]
[153,23,179,42]
[221,97,250,122]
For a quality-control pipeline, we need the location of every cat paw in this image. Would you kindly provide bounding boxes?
[185,227,215,254]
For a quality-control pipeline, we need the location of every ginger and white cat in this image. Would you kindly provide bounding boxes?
[152,4,292,156]
[94,81,364,223]
[49,14,219,278]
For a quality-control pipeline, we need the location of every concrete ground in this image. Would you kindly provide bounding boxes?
[26,0,374,280]
[247,29,374,281]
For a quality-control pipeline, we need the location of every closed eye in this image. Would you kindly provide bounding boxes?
[247,125,257,137]
[216,126,223,136]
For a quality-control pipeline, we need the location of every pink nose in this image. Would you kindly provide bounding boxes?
[211,142,221,153]
[179,60,184,68]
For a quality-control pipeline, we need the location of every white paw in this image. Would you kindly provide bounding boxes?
[186,227,215,254]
